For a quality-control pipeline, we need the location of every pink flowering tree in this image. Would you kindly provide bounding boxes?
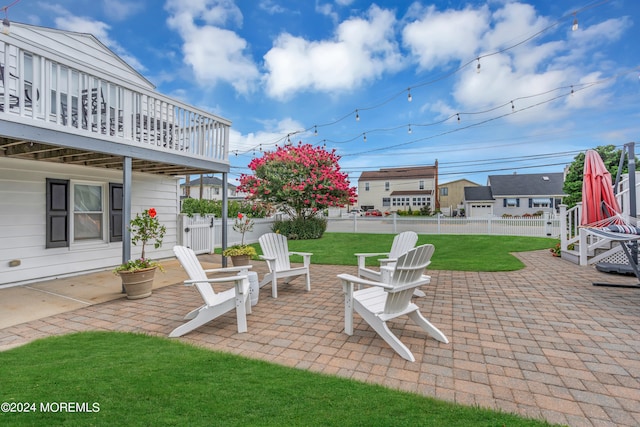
[238,143,357,221]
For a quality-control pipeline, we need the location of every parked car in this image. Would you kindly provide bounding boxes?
[349,209,364,216]
[365,209,383,217]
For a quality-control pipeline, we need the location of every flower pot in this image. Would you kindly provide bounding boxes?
[230,255,251,266]
[118,266,156,299]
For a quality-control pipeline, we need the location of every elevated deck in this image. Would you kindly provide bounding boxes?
[1,24,230,176]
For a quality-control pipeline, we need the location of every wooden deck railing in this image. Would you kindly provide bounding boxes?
[1,38,230,162]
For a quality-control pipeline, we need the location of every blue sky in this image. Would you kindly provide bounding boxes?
[7,0,640,186]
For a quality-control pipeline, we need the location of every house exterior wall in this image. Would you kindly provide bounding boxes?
[0,157,179,286]
[439,179,478,216]
[492,197,560,217]
[357,177,435,212]
[181,184,240,201]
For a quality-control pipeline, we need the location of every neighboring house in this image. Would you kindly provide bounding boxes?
[357,164,438,213]
[180,176,242,201]
[0,23,232,286]
[438,178,479,216]
[463,172,566,217]
[463,186,495,217]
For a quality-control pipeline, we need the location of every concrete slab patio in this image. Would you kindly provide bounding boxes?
[0,250,639,427]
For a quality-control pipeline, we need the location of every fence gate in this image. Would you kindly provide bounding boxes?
[181,215,215,254]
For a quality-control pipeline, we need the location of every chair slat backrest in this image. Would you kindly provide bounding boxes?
[384,244,434,314]
[387,231,418,260]
[173,245,218,306]
[259,233,291,271]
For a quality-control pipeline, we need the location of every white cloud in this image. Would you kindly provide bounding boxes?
[402,4,489,71]
[404,2,623,126]
[263,5,404,99]
[165,0,259,94]
[103,0,145,21]
[229,117,306,153]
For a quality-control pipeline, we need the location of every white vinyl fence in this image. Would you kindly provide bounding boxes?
[180,213,560,254]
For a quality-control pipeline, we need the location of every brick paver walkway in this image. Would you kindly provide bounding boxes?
[1,250,639,426]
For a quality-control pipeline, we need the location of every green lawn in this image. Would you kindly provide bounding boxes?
[239,233,557,272]
[0,332,556,427]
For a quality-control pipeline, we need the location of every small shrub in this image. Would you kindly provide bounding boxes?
[180,198,271,218]
[272,217,327,240]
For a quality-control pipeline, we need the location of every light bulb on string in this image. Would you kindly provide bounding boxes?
[407,88,412,102]
[355,110,360,122]
[456,113,460,123]
[511,101,515,112]
[314,125,318,136]
[572,14,578,31]
[2,17,9,35]
[363,133,367,142]
[408,124,412,134]
[476,58,481,74]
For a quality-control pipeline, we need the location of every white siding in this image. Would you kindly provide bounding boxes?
[0,157,179,285]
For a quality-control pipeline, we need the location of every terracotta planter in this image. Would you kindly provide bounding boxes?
[118,266,156,299]
[230,255,251,266]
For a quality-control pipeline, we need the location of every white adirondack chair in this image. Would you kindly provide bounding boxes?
[258,233,312,298]
[355,231,418,281]
[338,244,448,362]
[170,245,252,338]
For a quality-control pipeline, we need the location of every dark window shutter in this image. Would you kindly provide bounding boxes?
[529,198,532,208]
[46,178,69,248]
[516,198,520,207]
[109,183,123,242]
[503,199,507,207]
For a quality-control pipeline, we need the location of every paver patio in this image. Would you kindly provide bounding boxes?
[1,250,639,426]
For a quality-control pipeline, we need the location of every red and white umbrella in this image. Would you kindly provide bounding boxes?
[581,150,621,226]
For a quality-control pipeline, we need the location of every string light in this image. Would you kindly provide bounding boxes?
[572,13,578,31]
[1,0,22,35]
[231,3,619,159]
[363,133,367,142]
[511,101,515,112]
[408,124,412,134]
[314,125,318,136]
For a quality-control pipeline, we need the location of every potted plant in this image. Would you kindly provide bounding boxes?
[114,208,167,299]
[223,213,256,266]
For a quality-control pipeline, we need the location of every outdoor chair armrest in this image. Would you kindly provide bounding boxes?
[204,265,252,275]
[337,273,394,290]
[184,275,249,294]
[354,252,390,269]
[289,251,312,267]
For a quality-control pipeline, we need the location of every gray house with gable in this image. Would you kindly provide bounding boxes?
[463,172,566,217]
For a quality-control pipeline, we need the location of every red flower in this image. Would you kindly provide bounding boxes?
[238,213,243,219]
[148,208,157,218]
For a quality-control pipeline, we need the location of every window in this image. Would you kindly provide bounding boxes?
[382,197,390,207]
[73,183,104,241]
[47,179,120,247]
[440,187,448,196]
[392,197,410,207]
[531,198,551,208]
[419,180,424,190]
[504,198,519,208]
[385,181,390,191]
[412,197,427,206]
[365,182,370,191]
